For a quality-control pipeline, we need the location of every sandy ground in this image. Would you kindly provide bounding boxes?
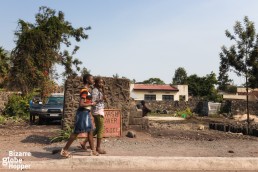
[234,114,258,123]
[1,117,258,162]
[147,116,185,121]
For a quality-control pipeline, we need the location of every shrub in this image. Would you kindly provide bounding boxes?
[50,124,73,143]
[176,107,193,118]
[3,92,35,118]
[0,115,6,124]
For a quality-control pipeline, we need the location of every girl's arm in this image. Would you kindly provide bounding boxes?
[79,98,96,107]
[103,94,107,102]
[92,88,99,103]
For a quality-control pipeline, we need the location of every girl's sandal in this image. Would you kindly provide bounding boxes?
[60,148,71,158]
[90,150,99,156]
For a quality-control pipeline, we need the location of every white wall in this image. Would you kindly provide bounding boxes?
[130,84,189,101]
[173,85,188,101]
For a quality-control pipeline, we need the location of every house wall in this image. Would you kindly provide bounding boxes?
[223,87,258,102]
[173,85,188,101]
[237,87,249,93]
[223,94,257,101]
[130,84,188,101]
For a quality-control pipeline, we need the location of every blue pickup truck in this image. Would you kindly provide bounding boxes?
[29,93,64,124]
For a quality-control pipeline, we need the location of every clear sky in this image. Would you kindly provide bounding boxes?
[1,0,258,85]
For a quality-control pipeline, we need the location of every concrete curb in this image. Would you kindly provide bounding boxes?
[1,156,258,171]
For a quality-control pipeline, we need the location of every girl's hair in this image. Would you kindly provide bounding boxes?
[94,77,105,92]
[94,77,104,86]
[82,74,93,84]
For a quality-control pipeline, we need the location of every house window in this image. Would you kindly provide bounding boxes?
[179,95,186,101]
[144,94,156,101]
[162,95,174,101]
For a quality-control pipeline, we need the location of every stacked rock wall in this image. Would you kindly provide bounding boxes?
[137,98,201,114]
[230,100,258,115]
[62,76,131,130]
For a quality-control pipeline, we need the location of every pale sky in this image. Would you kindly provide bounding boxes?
[1,0,258,85]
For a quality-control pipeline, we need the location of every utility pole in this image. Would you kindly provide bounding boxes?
[246,74,250,134]
[245,41,250,134]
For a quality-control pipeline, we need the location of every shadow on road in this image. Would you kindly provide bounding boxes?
[21,135,51,144]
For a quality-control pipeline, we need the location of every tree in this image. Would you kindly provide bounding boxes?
[142,78,165,85]
[0,47,10,87]
[131,79,136,84]
[80,67,91,76]
[249,59,258,88]
[226,85,237,94]
[218,63,232,91]
[172,67,188,84]
[113,73,119,79]
[187,72,220,101]
[187,74,201,97]
[8,6,90,96]
[61,50,82,77]
[218,16,258,132]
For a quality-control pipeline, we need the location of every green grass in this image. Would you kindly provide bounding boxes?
[0,115,6,124]
[0,115,29,125]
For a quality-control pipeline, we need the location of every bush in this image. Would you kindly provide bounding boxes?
[0,115,6,124]
[176,107,193,118]
[50,124,73,143]
[3,92,35,118]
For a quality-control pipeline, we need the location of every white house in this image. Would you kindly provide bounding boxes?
[130,84,188,101]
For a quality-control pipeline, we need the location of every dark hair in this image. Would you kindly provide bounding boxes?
[83,74,92,84]
[94,77,105,92]
[94,77,103,86]
[141,100,145,105]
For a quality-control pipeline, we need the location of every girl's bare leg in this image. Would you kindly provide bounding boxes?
[63,133,78,150]
[79,138,88,150]
[88,131,94,150]
[88,131,99,156]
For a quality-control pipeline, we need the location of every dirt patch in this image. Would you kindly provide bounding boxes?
[148,116,258,141]
[234,114,258,123]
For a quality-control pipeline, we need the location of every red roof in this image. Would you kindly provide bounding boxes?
[133,84,179,91]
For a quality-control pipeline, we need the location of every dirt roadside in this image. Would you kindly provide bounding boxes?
[1,117,258,162]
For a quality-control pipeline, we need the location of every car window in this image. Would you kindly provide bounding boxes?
[46,97,64,105]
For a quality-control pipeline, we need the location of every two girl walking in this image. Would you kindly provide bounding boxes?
[60,74,106,158]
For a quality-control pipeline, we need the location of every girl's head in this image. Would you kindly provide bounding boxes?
[83,74,94,85]
[94,77,104,88]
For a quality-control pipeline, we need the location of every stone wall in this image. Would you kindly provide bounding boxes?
[62,76,132,130]
[136,98,201,114]
[128,101,149,130]
[0,91,16,114]
[140,99,258,116]
[230,100,258,115]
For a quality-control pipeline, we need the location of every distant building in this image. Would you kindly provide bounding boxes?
[130,84,188,101]
[223,87,258,102]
